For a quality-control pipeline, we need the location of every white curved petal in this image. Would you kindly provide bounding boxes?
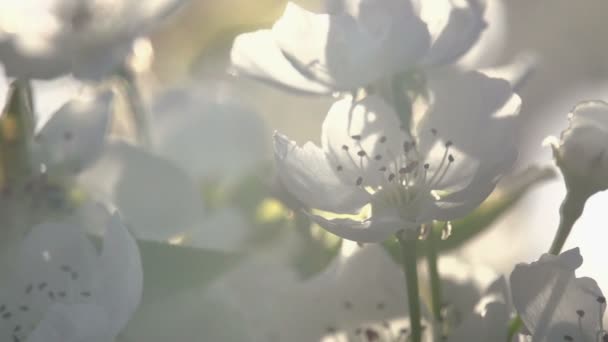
[78,141,208,245]
[510,248,606,342]
[95,213,142,336]
[34,89,112,173]
[274,132,370,213]
[309,214,401,242]
[416,70,520,193]
[272,2,429,90]
[421,0,486,66]
[27,303,112,342]
[321,95,408,187]
[230,30,334,94]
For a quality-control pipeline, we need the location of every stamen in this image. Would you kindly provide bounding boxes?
[342,145,349,151]
[357,151,367,157]
[351,135,362,141]
[356,177,363,186]
[336,165,343,171]
[379,136,387,143]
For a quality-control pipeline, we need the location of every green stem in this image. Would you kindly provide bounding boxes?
[506,316,523,342]
[548,189,588,255]
[398,233,422,342]
[426,225,443,337]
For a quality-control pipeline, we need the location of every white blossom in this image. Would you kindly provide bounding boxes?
[546,100,608,196]
[231,0,486,94]
[0,206,142,342]
[510,248,607,342]
[0,0,185,79]
[274,70,520,242]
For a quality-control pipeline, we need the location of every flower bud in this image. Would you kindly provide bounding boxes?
[547,100,608,195]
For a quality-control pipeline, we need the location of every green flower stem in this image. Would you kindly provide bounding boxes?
[426,225,443,336]
[507,316,523,342]
[398,232,422,342]
[548,189,588,255]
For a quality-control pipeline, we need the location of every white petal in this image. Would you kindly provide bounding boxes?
[449,302,509,342]
[421,0,486,66]
[78,141,208,245]
[478,53,538,92]
[510,248,606,342]
[274,132,370,213]
[95,212,143,336]
[321,95,408,187]
[416,69,519,161]
[27,303,112,342]
[309,214,401,242]
[273,2,429,90]
[176,208,251,252]
[34,89,112,173]
[230,30,334,94]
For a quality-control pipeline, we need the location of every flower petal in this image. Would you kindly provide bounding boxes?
[274,131,370,213]
[26,303,112,342]
[273,2,429,90]
[321,95,408,188]
[34,89,112,174]
[95,212,143,336]
[309,214,401,242]
[510,248,606,342]
[230,30,334,94]
[421,0,486,66]
[78,141,204,242]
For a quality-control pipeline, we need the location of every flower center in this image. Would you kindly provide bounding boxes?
[334,128,456,219]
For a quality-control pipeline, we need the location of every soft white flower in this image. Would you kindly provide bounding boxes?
[231,0,486,94]
[0,205,142,342]
[510,248,607,342]
[0,0,185,79]
[0,86,112,245]
[150,82,269,182]
[274,70,520,242]
[546,100,608,196]
[79,84,270,252]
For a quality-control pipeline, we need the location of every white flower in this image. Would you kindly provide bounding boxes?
[274,70,520,242]
[150,82,269,182]
[230,0,486,94]
[510,248,607,342]
[0,0,185,79]
[0,205,142,342]
[546,100,608,196]
[0,86,112,246]
[78,83,270,252]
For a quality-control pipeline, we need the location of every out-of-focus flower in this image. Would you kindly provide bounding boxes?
[0,85,112,246]
[78,141,252,252]
[150,82,269,183]
[274,70,520,242]
[546,101,608,197]
[79,83,270,252]
[0,206,142,342]
[0,0,185,79]
[510,248,607,342]
[231,0,486,94]
[447,277,511,342]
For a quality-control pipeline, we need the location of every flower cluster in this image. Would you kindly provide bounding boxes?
[0,0,606,342]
